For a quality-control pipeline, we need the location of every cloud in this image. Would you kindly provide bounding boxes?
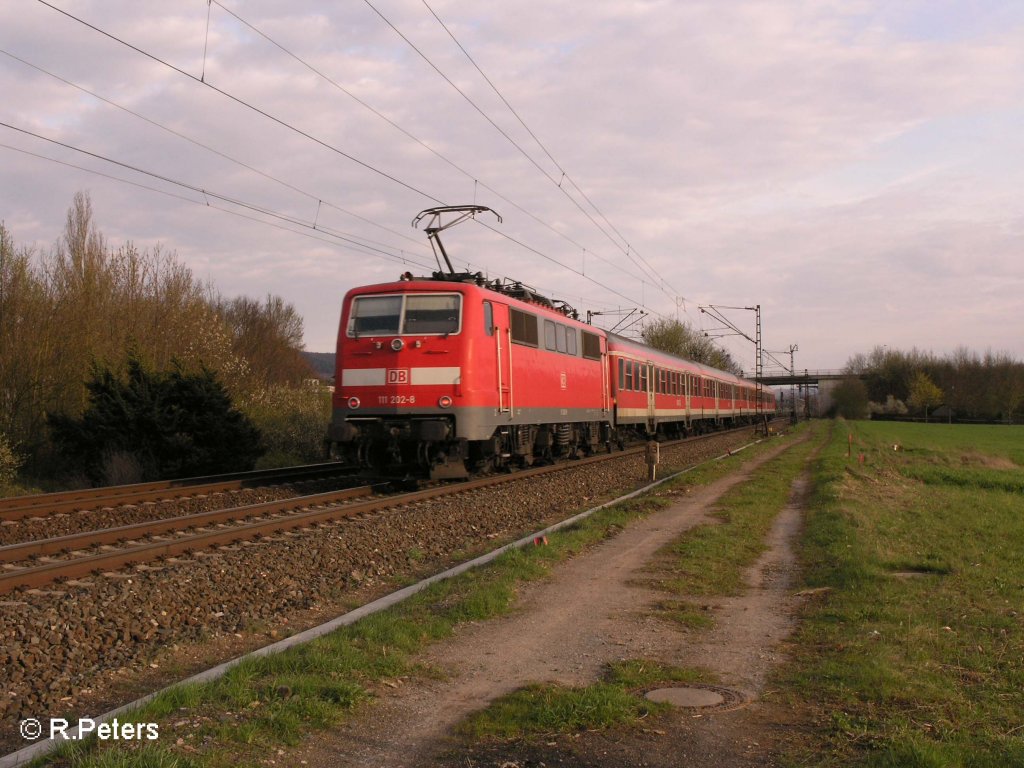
[1,0,1022,366]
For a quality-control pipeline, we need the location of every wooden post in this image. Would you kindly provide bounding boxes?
[645,440,660,482]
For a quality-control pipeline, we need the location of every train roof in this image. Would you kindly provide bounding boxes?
[345,278,756,388]
[345,274,589,325]
[606,332,753,386]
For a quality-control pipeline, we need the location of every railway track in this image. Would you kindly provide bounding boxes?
[0,427,769,596]
[0,461,357,521]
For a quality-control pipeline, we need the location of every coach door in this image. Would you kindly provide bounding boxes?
[488,301,513,417]
[647,361,656,431]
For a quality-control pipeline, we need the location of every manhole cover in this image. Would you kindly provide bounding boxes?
[645,687,724,708]
[641,684,749,712]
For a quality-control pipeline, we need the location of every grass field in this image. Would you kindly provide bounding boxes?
[781,421,1024,767]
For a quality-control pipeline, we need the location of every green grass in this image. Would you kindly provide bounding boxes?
[855,421,1024,466]
[649,423,823,600]
[778,421,1024,767]
[459,660,708,739]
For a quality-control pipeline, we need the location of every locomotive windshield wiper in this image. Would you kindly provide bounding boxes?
[413,205,502,276]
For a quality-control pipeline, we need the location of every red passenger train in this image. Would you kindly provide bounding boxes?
[326,207,775,479]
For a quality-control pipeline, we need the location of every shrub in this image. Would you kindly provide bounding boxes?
[49,355,264,484]
[0,432,23,493]
[241,385,331,468]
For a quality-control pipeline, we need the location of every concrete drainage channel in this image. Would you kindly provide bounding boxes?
[2,439,763,767]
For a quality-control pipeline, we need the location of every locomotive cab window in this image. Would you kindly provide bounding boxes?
[348,295,402,336]
[348,293,461,337]
[403,295,460,334]
[582,331,601,360]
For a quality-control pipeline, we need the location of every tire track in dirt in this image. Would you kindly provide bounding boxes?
[293,433,814,768]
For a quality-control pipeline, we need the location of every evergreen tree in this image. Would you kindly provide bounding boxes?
[49,354,263,484]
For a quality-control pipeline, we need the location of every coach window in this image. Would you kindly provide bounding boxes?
[510,308,538,346]
[544,320,557,350]
[483,301,493,336]
[618,358,625,389]
[639,365,649,392]
[582,331,601,360]
[624,360,633,390]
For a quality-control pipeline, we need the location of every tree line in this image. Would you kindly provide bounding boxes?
[830,345,1024,422]
[1,193,326,490]
[640,317,743,374]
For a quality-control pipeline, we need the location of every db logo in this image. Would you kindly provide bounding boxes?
[387,369,410,384]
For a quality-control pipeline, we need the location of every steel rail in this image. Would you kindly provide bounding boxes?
[0,462,355,521]
[0,423,778,595]
[0,485,382,565]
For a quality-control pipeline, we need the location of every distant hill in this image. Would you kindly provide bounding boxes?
[303,352,336,380]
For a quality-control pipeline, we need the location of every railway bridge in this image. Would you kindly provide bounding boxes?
[740,369,852,419]
[747,369,849,387]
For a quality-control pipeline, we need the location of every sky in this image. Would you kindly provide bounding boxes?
[1,0,1022,373]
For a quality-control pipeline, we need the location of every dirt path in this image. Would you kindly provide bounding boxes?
[293,434,812,768]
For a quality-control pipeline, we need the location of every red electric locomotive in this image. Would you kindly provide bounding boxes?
[326,274,611,478]
[326,206,775,479]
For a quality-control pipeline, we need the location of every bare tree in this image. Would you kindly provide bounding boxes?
[641,317,741,374]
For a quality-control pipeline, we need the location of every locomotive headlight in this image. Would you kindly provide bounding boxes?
[390,338,404,351]
[347,396,361,409]
[438,395,453,408]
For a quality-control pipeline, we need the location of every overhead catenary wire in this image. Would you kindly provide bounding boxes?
[0,125,436,271]
[34,0,446,207]
[417,0,683,302]
[0,48,430,256]
[206,0,658,295]
[30,0,667,318]
[361,0,680,304]
[1,131,628,318]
